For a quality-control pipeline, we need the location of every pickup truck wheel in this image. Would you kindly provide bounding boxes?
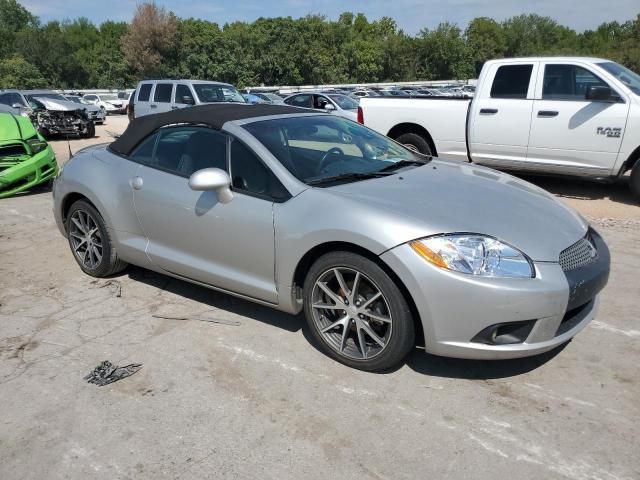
[395,133,432,156]
[630,162,640,199]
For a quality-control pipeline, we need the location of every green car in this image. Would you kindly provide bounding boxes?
[0,112,57,198]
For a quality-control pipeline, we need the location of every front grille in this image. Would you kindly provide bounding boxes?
[0,143,27,157]
[559,234,597,271]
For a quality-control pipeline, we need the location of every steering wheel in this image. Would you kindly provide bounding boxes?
[318,147,345,172]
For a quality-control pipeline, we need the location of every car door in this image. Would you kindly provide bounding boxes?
[135,83,153,117]
[151,83,174,114]
[171,83,195,111]
[468,62,538,168]
[527,62,629,176]
[130,126,278,303]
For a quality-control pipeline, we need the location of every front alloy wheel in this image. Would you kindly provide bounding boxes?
[311,267,392,360]
[303,252,415,371]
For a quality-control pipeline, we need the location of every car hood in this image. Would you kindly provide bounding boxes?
[33,97,87,112]
[0,114,22,141]
[328,159,588,262]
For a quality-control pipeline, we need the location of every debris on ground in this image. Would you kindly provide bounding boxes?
[152,314,241,326]
[90,279,122,297]
[84,360,142,386]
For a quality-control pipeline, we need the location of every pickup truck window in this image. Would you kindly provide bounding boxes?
[490,64,533,99]
[597,61,640,96]
[543,65,609,100]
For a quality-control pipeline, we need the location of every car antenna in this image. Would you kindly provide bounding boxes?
[67,134,73,159]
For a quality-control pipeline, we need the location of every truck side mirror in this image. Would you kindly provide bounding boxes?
[182,96,195,105]
[585,85,615,102]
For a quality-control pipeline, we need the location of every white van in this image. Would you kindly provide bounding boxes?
[132,80,246,118]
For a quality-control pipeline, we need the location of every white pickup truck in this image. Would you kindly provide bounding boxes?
[358,57,640,198]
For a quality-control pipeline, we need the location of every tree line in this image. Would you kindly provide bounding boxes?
[0,0,638,90]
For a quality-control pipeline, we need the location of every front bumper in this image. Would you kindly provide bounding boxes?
[0,146,57,198]
[380,231,610,360]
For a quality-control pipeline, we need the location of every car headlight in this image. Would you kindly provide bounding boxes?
[26,137,48,154]
[410,234,534,278]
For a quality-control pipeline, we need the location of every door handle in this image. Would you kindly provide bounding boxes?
[538,110,559,117]
[171,106,178,110]
[150,104,157,109]
[130,176,143,190]
[480,108,498,114]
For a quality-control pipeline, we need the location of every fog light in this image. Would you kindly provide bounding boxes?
[471,320,536,345]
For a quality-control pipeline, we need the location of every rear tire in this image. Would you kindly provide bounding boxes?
[66,200,127,277]
[630,161,640,199]
[303,251,415,371]
[395,132,432,156]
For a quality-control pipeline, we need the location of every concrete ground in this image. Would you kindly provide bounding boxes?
[1,115,638,480]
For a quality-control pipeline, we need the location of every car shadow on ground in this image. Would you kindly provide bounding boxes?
[126,266,302,333]
[125,267,567,379]
[519,174,637,206]
[403,343,568,379]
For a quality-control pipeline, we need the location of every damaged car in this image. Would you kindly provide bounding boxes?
[0,111,57,198]
[0,90,95,138]
[63,95,106,125]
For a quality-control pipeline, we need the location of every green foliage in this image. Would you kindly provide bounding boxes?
[0,56,46,88]
[0,1,638,89]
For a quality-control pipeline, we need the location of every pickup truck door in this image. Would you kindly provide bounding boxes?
[468,62,539,168]
[527,62,629,176]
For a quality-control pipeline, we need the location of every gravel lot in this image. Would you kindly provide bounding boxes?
[1,115,638,480]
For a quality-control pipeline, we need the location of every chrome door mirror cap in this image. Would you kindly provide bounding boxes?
[188,168,234,203]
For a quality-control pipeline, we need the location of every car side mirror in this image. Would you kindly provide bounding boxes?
[182,96,195,105]
[585,85,615,102]
[11,103,24,109]
[324,103,336,111]
[188,168,233,203]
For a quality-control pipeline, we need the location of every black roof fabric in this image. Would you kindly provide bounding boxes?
[110,103,310,155]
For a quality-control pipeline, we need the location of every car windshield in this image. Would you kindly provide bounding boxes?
[597,61,640,96]
[244,115,426,185]
[328,94,358,110]
[65,96,82,103]
[193,84,245,103]
[101,95,119,101]
[26,93,67,102]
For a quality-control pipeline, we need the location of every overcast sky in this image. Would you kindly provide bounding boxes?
[20,0,639,34]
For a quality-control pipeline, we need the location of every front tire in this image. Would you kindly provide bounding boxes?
[82,121,95,139]
[66,200,127,277]
[630,161,640,199]
[395,132,432,156]
[303,251,415,371]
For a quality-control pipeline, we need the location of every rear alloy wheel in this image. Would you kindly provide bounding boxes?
[395,132,432,156]
[66,200,127,277]
[303,252,414,371]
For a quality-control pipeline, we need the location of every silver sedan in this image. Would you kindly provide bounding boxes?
[52,104,610,371]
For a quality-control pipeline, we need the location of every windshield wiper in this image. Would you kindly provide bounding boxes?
[377,159,428,173]
[307,171,390,186]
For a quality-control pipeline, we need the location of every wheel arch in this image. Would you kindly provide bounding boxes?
[292,241,425,348]
[60,192,103,232]
[387,123,437,157]
[619,144,640,176]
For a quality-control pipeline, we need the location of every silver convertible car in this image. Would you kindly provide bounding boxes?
[52,104,610,371]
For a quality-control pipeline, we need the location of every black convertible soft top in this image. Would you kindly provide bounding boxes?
[110,103,310,155]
